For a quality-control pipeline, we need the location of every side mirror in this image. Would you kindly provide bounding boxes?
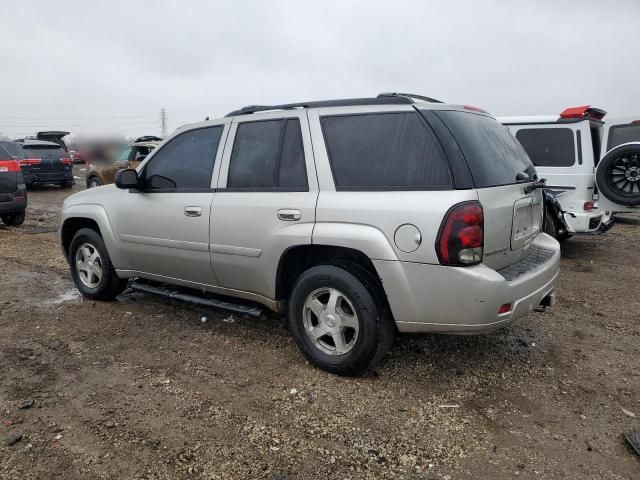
[115,168,139,189]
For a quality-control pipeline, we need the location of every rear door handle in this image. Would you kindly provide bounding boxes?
[277,209,301,221]
[184,206,203,217]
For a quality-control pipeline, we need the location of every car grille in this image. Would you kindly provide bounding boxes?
[498,246,556,281]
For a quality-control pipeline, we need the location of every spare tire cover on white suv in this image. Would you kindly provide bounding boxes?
[596,142,640,207]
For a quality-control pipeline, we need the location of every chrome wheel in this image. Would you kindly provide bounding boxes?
[88,179,100,188]
[302,287,359,356]
[75,242,103,288]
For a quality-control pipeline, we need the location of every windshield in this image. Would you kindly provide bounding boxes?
[114,146,132,163]
[434,110,537,188]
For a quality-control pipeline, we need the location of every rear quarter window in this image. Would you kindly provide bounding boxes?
[320,112,452,190]
[515,128,575,167]
[433,111,536,188]
[608,123,640,150]
[0,142,25,160]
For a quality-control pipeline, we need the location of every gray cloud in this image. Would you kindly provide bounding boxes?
[1,0,638,138]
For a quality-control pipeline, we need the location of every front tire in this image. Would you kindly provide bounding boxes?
[288,265,394,376]
[87,176,102,188]
[1,211,25,226]
[69,228,127,300]
[61,181,74,189]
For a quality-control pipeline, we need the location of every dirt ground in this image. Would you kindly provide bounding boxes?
[0,167,639,480]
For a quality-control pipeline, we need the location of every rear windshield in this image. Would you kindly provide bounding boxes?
[22,145,65,158]
[0,141,25,160]
[608,123,640,150]
[434,111,536,188]
[515,128,575,167]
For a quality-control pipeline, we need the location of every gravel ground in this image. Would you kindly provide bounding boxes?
[1,167,639,479]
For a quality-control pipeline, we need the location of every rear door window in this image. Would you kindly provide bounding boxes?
[227,119,308,190]
[143,126,223,190]
[607,123,640,150]
[320,112,451,190]
[515,128,575,167]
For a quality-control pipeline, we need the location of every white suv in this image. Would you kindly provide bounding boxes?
[500,107,640,237]
[60,94,560,375]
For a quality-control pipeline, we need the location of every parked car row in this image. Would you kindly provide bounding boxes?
[1,130,75,190]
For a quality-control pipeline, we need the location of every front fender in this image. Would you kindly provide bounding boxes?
[60,204,127,269]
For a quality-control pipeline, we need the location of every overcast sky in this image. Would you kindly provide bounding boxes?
[1,0,638,139]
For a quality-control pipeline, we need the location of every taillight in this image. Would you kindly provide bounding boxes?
[583,201,594,211]
[19,158,41,166]
[62,157,72,165]
[0,160,21,173]
[436,201,484,266]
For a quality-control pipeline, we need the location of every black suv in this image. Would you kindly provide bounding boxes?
[0,144,27,226]
[11,139,74,188]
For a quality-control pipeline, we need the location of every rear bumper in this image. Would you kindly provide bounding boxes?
[0,194,27,214]
[564,210,603,233]
[374,233,561,334]
[25,171,73,185]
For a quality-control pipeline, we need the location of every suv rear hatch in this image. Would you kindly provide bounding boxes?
[21,143,69,174]
[36,131,69,151]
[430,109,544,270]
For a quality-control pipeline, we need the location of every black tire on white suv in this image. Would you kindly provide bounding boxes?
[596,143,640,207]
[69,228,127,300]
[288,265,395,376]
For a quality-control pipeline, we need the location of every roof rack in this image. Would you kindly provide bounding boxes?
[377,92,443,104]
[225,92,443,117]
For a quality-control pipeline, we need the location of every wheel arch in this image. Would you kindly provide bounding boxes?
[275,244,394,321]
[60,205,125,267]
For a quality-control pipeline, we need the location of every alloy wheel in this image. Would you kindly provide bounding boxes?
[75,242,103,288]
[302,287,359,356]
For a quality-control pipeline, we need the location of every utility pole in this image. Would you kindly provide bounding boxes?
[160,108,168,137]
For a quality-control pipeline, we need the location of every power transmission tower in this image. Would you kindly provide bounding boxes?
[160,108,168,137]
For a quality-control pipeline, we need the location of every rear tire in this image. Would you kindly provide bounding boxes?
[288,265,394,376]
[1,211,25,226]
[69,228,127,300]
[542,206,559,239]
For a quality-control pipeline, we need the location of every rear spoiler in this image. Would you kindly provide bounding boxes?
[559,106,607,121]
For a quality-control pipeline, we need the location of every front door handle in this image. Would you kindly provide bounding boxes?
[184,206,203,217]
[277,209,301,221]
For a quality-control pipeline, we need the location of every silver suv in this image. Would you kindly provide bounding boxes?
[60,93,560,375]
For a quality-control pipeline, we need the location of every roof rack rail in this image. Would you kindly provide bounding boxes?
[377,92,443,104]
[225,93,442,117]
